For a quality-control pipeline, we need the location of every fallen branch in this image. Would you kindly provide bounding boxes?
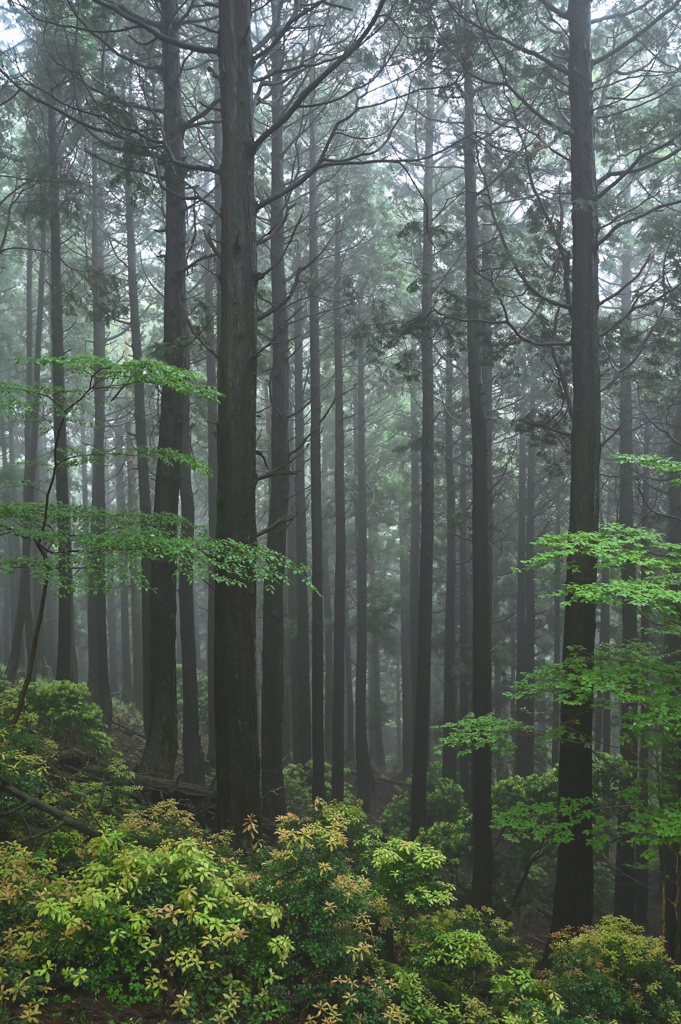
[0,777,101,838]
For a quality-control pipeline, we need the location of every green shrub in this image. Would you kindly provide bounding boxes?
[380,765,468,838]
[549,916,681,1024]
[0,680,136,858]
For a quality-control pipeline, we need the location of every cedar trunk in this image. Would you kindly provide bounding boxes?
[87,157,111,725]
[410,94,435,838]
[355,336,374,806]
[331,212,346,802]
[142,0,187,776]
[215,0,261,836]
[551,0,600,934]
[464,68,493,908]
[309,120,325,798]
[261,1,289,818]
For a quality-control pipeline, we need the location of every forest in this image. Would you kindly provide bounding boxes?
[2,0,681,1019]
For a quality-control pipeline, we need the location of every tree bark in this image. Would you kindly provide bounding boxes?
[614,248,644,922]
[551,0,600,934]
[125,181,152,726]
[179,403,205,785]
[442,354,458,781]
[116,448,132,705]
[405,389,420,776]
[331,209,346,802]
[464,66,493,908]
[354,335,374,806]
[411,91,435,839]
[368,625,385,770]
[87,156,111,725]
[261,0,289,818]
[399,508,410,776]
[142,0,187,777]
[308,119,325,798]
[515,424,536,776]
[215,0,261,836]
[48,106,76,684]
[7,224,41,683]
[292,301,311,764]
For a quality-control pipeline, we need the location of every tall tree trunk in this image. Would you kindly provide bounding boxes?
[515,423,536,776]
[206,103,221,768]
[355,335,374,806]
[48,107,76,683]
[411,90,435,838]
[614,248,643,922]
[142,0,187,776]
[331,209,346,802]
[405,389,420,775]
[368,625,385,770]
[215,0,261,835]
[399,508,410,775]
[442,354,458,781]
[7,224,41,683]
[292,301,311,764]
[125,181,152,726]
[261,0,289,818]
[552,500,563,767]
[464,66,493,907]
[345,620,354,762]
[662,397,681,959]
[309,120,325,798]
[459,434,471,799]
[87,156,112,725]
[551,0,600,934]
[179,410,205,785]
[114,436,132,704]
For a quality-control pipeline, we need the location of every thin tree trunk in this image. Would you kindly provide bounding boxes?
[87,156,111,725]
[206,106,221,768]
[614,248,642,922]
[125,182,152,726]
[406,389,419,776]
[399,508,410,776]
[215,0,261,835]
[331,209,346,802]
[142,0,187,777]
[48,106,76,683]
[355,335,374,806]
[464,64,493,907]
[551,0,600,934]
[345,620,354,762]
[7,224,40,683]
[515,423,536,776]
[459,434,471,799]
[411,89,435,838]
[179,408,205,785]
[368,627,385,770]
[442,354,457,781]
[116,444,132,704]
[308,119,325,798]
[261,0,289,818]
[292,301,311,764]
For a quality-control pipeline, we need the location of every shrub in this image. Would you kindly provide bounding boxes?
[0,680,136,858]
[549,916,681,1024]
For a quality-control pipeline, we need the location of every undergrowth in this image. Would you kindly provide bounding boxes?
[0,681,679,1023]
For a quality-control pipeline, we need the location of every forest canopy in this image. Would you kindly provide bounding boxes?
[2,0,681,1019]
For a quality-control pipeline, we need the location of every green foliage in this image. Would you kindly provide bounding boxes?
[1,787,680,1024]
[371,838,454,916]
[380,764,468,838]
[0,679,137,857]
[548,917,681,1024]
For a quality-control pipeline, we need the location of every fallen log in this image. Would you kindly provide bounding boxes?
[0,777,101,838]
